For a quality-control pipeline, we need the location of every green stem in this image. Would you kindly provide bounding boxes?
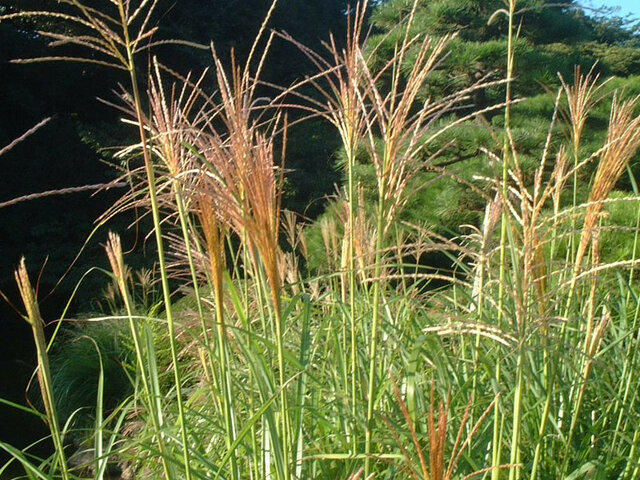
[120,14,191,475]
[531,334,554,480]
[493,2,516,477]
[364,176,388,477]
[118,259,174,479]
[508,346,524,480]
[274,303,291,479]
[347,139,358,453]
[624,428,640,479]
[611,297,640,454]
[174,187,239,480]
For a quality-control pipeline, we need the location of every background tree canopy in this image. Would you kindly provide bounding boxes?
[330,0,640,232]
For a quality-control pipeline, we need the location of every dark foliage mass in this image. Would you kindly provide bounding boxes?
[0,0,354,306]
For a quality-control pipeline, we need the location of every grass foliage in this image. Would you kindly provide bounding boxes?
[2,0,640,479]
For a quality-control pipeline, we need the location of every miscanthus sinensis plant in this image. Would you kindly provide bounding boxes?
[2,1,640,479]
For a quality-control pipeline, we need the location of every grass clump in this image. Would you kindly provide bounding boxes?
[2,1,640,479]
